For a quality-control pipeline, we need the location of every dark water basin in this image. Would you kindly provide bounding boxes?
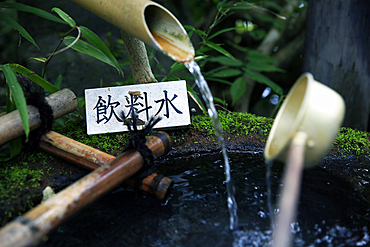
[40,153,370,247]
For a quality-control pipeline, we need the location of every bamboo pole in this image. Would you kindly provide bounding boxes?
[39,130,173,202]
[0,132,172,247]
[0,89,77,146]
[272,131,307,247]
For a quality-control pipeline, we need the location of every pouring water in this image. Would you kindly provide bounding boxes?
[185,60,238,230]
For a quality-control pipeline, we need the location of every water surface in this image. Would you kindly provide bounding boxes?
[40,153,370,247]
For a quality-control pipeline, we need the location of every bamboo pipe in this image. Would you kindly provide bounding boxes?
[0,132,172,247]
[0,89,77,146]
[272,131,307,247]
[70,0,194,63]
[39,130,173,202]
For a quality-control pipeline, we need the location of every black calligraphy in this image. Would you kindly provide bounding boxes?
[93,90,183,124]
[93,95,123,124]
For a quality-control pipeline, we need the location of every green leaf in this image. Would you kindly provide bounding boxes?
[213,97,226,106]
[79,26,123,76]
[212,68,242,78]
[246,62,285,72]
[186,84,206,113]
[246,50,276,63]
[196,46,213,55]
[207,56,243,67]
[51,7,76,27]
[223,5,253,10]
[217,0,228,10]
[169,62,186,76]
[243,68,283,95]
[29,57,47,63]
[0,137,22,162]
[63,36,115,71]
[2,64,29,141]
[10,138,23,159]
[0,2,67,24]
[195,29,207,37]
[12,64,59,93]
[205,77,232,85]
[208,27,240,40]
[55,74,63,89]
[0,13,39,49]
[5,83,15,113]
[230,76,247,106]
[119,60,130,66]
[205,41,234,59]
[63,36,119,72]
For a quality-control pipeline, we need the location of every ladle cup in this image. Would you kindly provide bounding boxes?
[264,72,345,247]
[265,72,345,167]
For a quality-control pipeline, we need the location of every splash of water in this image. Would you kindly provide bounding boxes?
[185,60,238,230]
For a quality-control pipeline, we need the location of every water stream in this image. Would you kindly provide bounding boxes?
[185,60,238,230]
[265,160,274,228]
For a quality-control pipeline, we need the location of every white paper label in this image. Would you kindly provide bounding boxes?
[85,81,190,135]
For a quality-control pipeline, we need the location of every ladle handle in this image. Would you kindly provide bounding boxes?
[272,131,308,247]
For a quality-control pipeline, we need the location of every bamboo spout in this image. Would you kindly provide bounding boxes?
[70,0,194,63]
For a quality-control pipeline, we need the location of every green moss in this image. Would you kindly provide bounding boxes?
[0,162,45,225]
[192,110,370,155]
[192,111,273,139]
[0,165,43,192]
[334,128,370,155]
[55,118,130,154]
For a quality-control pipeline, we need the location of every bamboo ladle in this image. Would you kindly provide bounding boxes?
[264,72,345,247]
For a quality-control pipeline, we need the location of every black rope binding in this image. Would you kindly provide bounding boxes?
[18,75,54,150]
[120,108,162,193]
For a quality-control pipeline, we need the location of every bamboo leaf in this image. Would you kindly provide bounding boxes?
[63,36,120,72]
[205,77,232,85]
[0,137,22,162]
[207,56,243,67]
[2,64,29,141]
[187,84,206,113]
[205,41,234,59]
[169,62,186,76]
[223,5,253,10]
[9,138,23,159]
[243,68,283,95]
[212,68,242,78]
[51,7,76,27]
[12,64,59,93]
[0,13,39,49]
[55,74,63,89]
[247,50,276,63]
[28,57,47,63]
[214,97,227,106]
[195,29,207,37]
[230,76,247,105]
[208,27,239,40]
[0,2,67,24]
[79,26,123,76]
[246,62,285,72]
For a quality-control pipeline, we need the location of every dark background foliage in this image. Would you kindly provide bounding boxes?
[1,0,369,130]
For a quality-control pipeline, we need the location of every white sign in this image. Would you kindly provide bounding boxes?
[85,81,190,135]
